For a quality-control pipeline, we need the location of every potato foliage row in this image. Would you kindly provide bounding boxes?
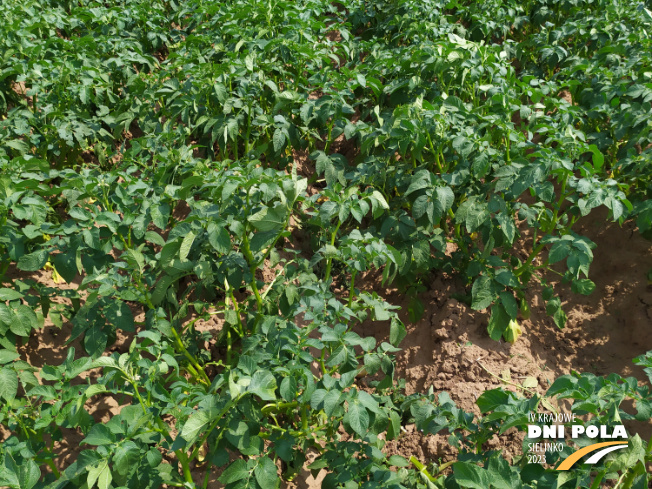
[0,0,651,488]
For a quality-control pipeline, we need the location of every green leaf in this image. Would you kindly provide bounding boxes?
[273,128,286,152]
[323,390,342,416]
[347,400,369,436]
[105,300,135,332]
[151,203,170,230]
[389,317,406,346]
[5,139,30,154]
[248,370,277,401]
[388,455,409,467]
[456,197,489,233]
[219,459,248,485]
[494,269,518,287]
[499,291,518,319]
[144,231,166,246]
[571,278,595,295]
[609,434,645,472]
[471,275,495,310]
[280,376,297,402]
[179,231,196,261]
[0,366,17,402]
[548,240,570,264]
[208,224,231,254]
[84,326,108,357]
[146,448,162,468]
[214,83,227,104]
[151,275,176,306]
[254,456,279,489]
[17,249,48,272]
[496,212,516,244]
[1,455,40,489]
[83,424,115,446]
[477,389,511,413]
[52,251,78,283]
[487,303,510,341]
[453,461,489,489]
[248,205,286,232]
[487,456,514,489]
[11,305,38,337]
[387,410,401,440]
[113,441,140,475]
[87,460,112,489]
[588,144,604,171]
[435,186,454,212]
[0,288,24,301]
[0,350,19,364]
[180,410,210,445]
[545,296,567,329]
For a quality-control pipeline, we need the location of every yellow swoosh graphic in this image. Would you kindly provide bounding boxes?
[556,441,628,471]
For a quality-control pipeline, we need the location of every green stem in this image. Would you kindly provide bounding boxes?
[226,326,232,364]
[319,349,327,374]
[547,178,568,233]
[175,450,194,484]
[410,456,436,482]
[189,395,242,462]
[245,101,252,155]
[505,131,511,163]
[515,241,546,277]
[324,119,335,154]
[590,470,606,489]
[227,288,245,336]
[45,459,60,478]
[202,460,213,489]
[241,230,264,314]
[435,460,454,474]
[130,379,149,415]
[324,221,342,281]
[261,401,299,415]
[301,405,309,432]
[426,131,443,174]
[170,326,210,385]
[348,270,357,307]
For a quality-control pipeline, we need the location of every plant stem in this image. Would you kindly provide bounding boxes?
[410,456,436,482]
[170,325,210,385]
[589,470,606,489]
[348,270,357,307]
[226,287,245,336]
[324,221,342,281]
[175,450,194,484]
[319,349,327,374]
[45,459,60,478]
[241,230,264,314]
[515,241,546,277]
[426,131,443,174]
[301,405,309,432]
[189,395,242,462]
[547,178,568,233]
[202,460,213,489]
[261,401,299,415]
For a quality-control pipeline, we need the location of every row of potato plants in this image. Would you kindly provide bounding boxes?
[0,0,651,487]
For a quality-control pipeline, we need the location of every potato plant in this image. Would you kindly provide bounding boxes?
[0,0,651,487]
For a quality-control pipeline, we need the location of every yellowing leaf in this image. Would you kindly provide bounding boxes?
[504,319,522,343]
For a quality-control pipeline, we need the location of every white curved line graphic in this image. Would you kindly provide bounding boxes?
[584,444,628,464]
